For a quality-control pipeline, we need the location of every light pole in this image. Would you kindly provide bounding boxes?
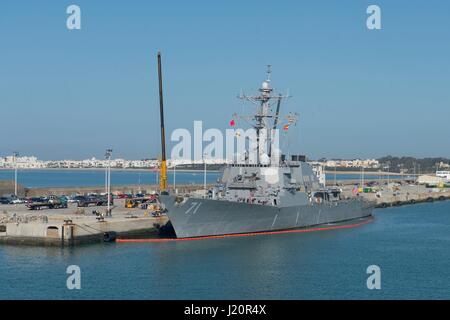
[105,149,112,217]
[203,153,207,198]
[173,161,177,194]
[138,172,142,194]
[361,166,365,190]
[413,162,416,181]
[417,163,421,193]
[104,155,108,197]
[386,163,390,187]
[105,163,108,194]
[334,165,337,186]
[13,152,19,197]
[156,168,159,186]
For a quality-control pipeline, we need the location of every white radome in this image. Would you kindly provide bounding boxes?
[261,81,270,90]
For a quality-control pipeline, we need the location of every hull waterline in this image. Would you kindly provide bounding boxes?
[160,195,374,239]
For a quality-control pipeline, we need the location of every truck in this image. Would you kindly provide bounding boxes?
[27,195,68,210]
[77,195,113,207]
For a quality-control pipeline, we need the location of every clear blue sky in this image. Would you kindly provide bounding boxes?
[1,0,449,160]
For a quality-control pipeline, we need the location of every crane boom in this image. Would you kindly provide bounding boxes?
[157,52,168,192]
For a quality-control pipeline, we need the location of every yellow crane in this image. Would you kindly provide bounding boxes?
[157,52,168,192]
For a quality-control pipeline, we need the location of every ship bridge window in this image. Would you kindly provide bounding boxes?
[313,192,324,199]
[313,192,329,201]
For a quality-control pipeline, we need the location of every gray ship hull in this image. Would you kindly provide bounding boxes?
[160,195,373,238]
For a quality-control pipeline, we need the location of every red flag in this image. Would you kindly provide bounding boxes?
[230,119,236,127]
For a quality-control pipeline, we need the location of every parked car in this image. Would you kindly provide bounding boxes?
[0,197,11,204]
[59,195,70,203]
[10,198,26,204]
[71,195,86,203]
[77,195,113,207]
[66,196,78,203]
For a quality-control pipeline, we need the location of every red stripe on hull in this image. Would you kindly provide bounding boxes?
[116,216,374,243]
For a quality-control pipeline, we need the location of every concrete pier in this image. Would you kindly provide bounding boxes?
[0,199,168,246]
[1,181,449,246]
[340,184,450,208]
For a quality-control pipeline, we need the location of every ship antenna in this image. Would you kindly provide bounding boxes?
[266,64,272,82]
[268,94,282,158]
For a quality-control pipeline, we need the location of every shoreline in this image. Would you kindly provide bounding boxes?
[324,170,413,176]
[0,167,221,173]
[0,167,410,176]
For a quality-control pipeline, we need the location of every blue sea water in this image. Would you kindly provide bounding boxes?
[0,169,400,189]
[0,169,220,188]
[0,201,449,300]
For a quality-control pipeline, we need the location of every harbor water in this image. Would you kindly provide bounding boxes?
[0,201,449,299]
[0,169,402,189]
[0,169,220,188]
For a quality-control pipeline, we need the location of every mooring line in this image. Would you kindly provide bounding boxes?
[116,216,374,244]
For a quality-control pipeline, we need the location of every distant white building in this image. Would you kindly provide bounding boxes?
[0,156,45,168]
[318,159,380,169]
[417,175,445,185]
[436,171,450,182]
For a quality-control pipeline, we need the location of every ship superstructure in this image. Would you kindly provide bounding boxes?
[159,68,374,238]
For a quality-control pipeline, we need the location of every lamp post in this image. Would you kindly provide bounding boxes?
[13,152,19,197]
[105,149,113,217]
[105,163,108,194]
[417,163,421,193]
[138,172,142,194]
[173,161,177,194]
[203,153,207,198]
[361,166,365,189]
[334,165,337,186]
[387,164,390,186]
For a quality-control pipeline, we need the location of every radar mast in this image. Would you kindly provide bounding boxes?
[237,66,291,165]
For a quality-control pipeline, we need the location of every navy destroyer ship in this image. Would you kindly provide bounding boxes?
[159,66,374,239]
